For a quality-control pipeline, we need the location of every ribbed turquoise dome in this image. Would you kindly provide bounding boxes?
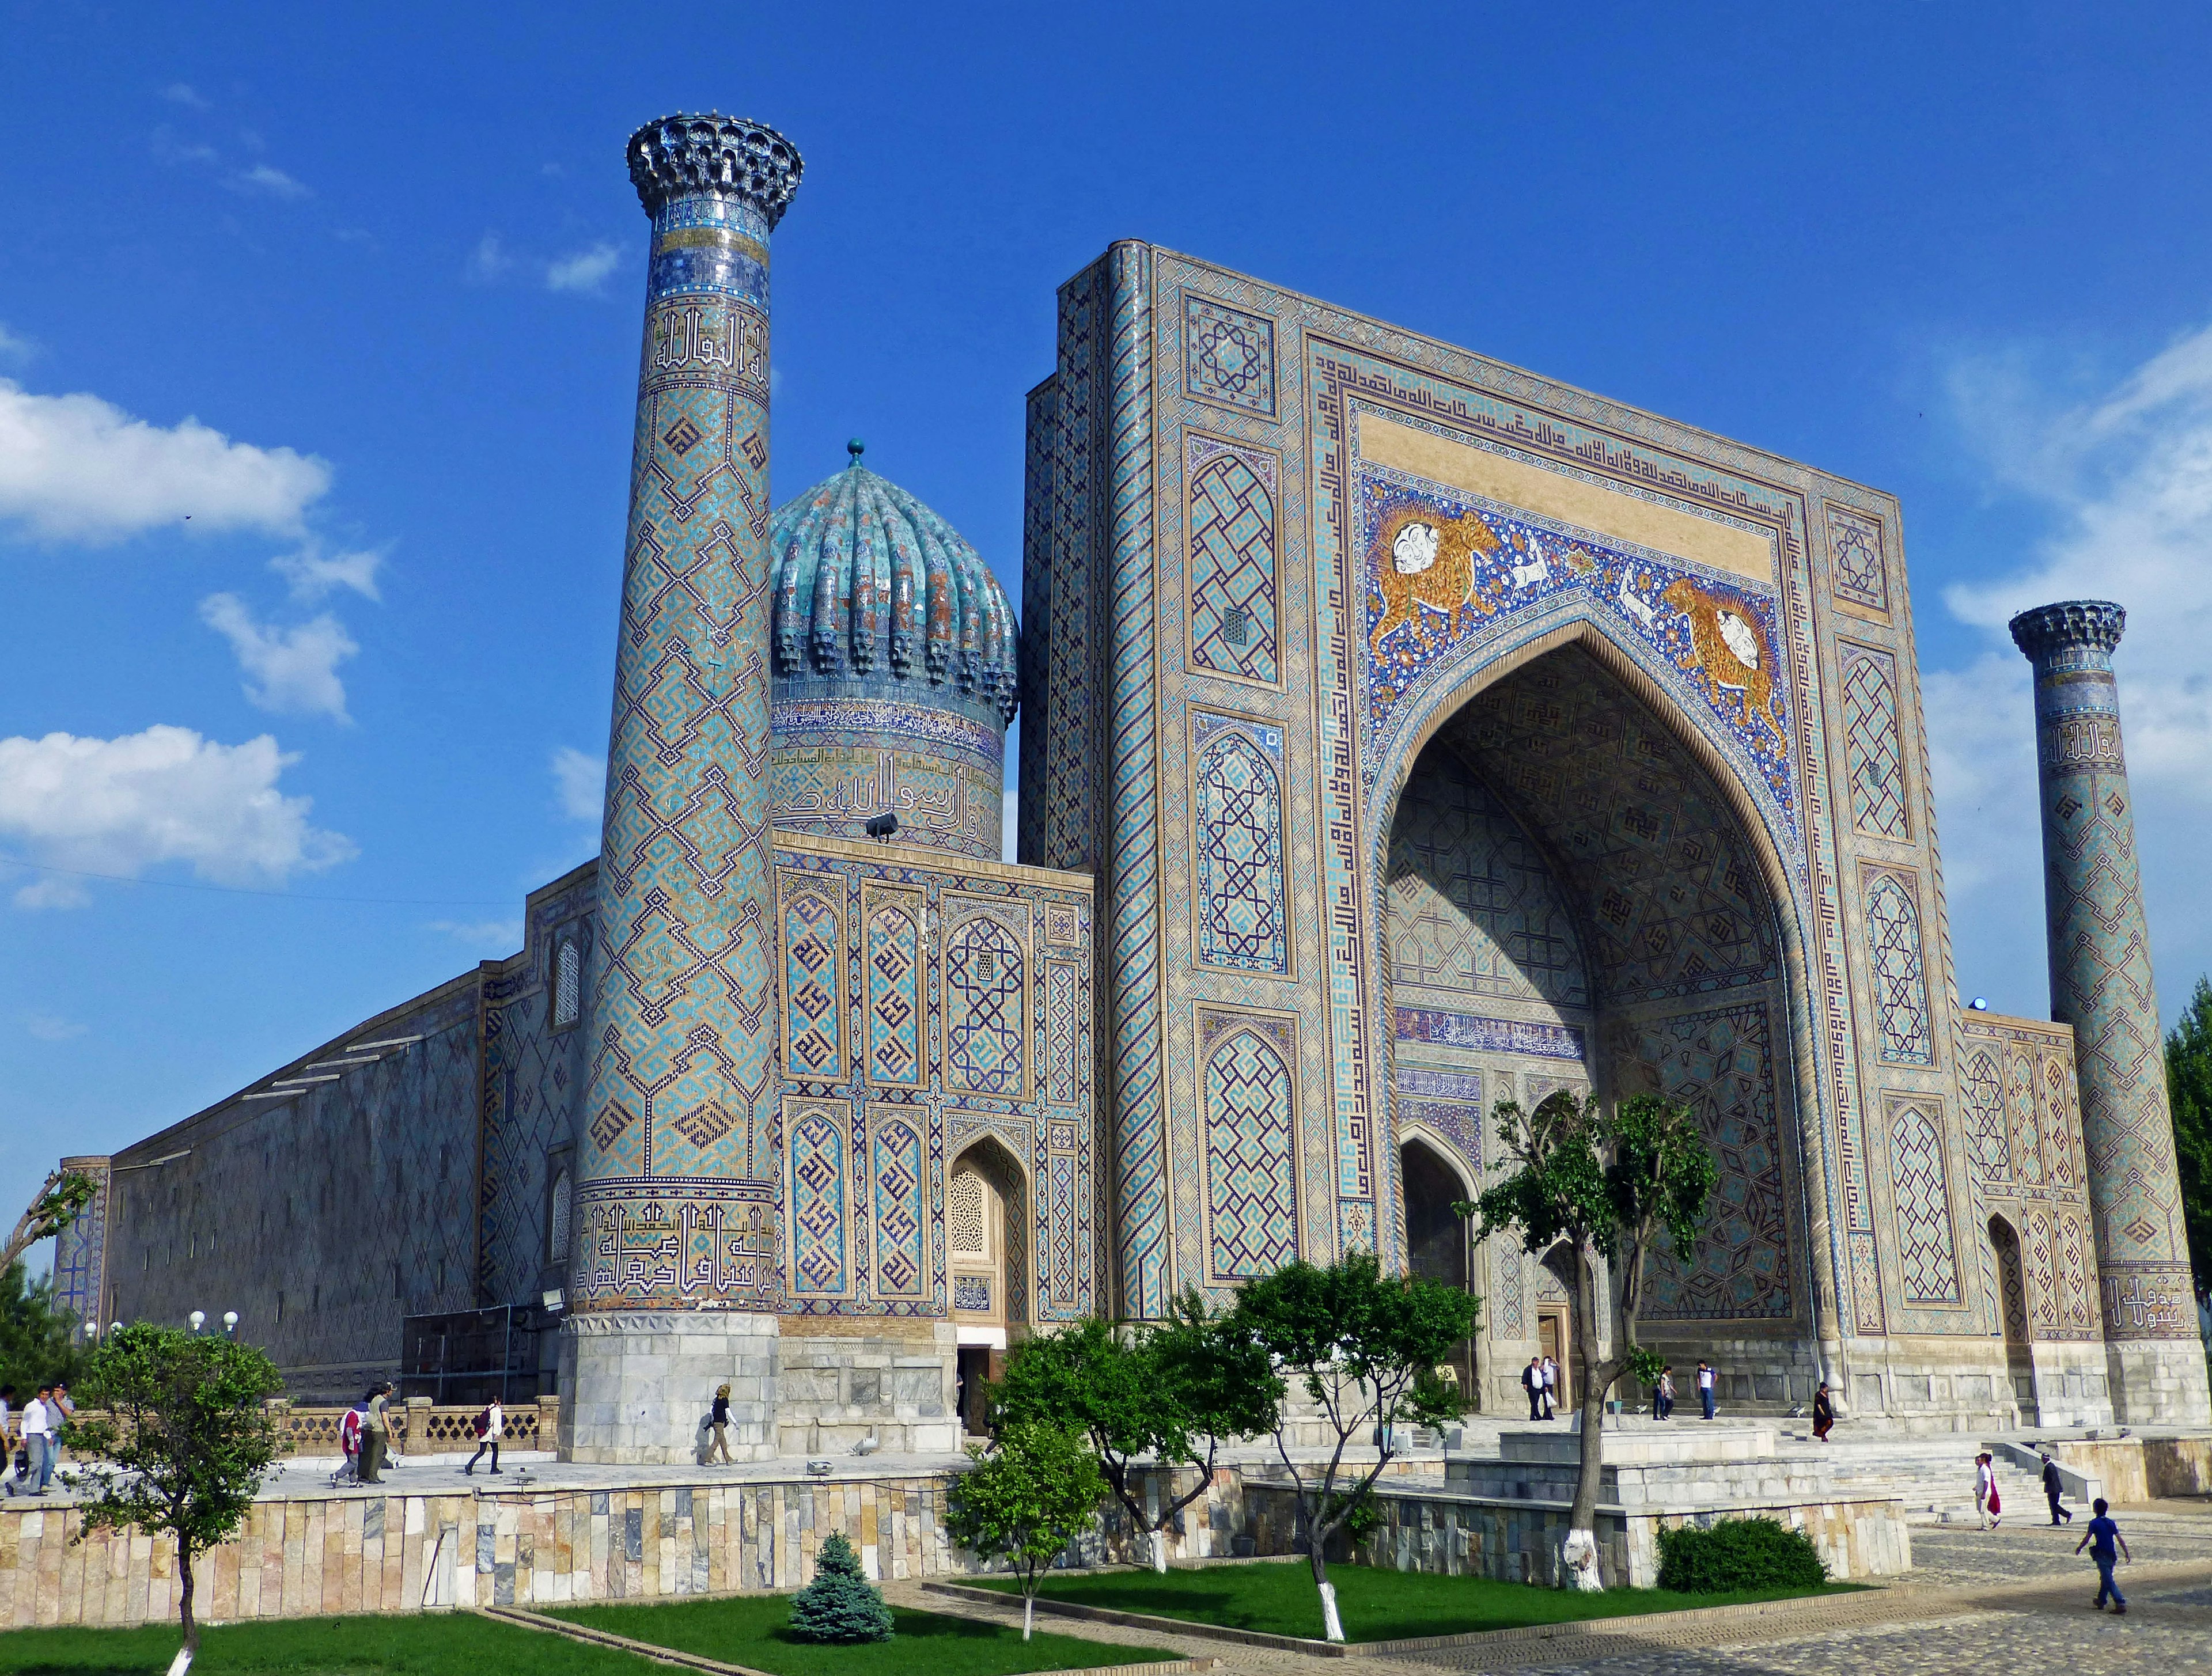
[765,445,1016,862]
[768,446,1018,724]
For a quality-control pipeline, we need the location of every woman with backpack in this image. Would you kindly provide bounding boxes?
[709,1383,733,1464]
[464,1398,503,1476]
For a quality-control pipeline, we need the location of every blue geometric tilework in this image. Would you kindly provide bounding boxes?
[1193,712,1289,974]
[1045,961,1080,1105]
[1864,867,1934,1066]
[1392,1065,1484,1183]
[787,1101,849,1296]
[863,899,922,1087]
[870,1114,926,1298]
[1628,1003,1795,1321]
[945,912,1026,1097]
[953,1275,992,1312]
[1840,644,1909,839]
[1187,435,1280,684]
[1183,295,1275,416]
[782,889,842,1080]
[1198,1010,1300,1280]
[2008,1047,2046,1184]
[1963,1048,2008,1182]
[1825,503,1889,615]
[1889,1099,1961,1305]
[1355,471,1797,847]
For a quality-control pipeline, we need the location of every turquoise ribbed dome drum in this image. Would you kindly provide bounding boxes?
[767,442,1018,859]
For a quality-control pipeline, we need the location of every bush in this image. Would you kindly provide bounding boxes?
[785,1533,894,1643]
[1655,1516,1828,1593]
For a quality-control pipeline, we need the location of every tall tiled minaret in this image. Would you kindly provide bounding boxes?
[2011,600,2211,1424]
[565,115,803,1462]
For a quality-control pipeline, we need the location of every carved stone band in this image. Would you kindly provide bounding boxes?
[2010,598,2126,662]
[627,113,804,225]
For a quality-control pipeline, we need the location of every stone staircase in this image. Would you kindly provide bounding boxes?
[1782,1434,2061,1524]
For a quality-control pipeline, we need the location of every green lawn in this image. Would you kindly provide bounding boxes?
[552,1595,1173,1676]
[970,1559,1861,1642]
[0,1610,671,1673]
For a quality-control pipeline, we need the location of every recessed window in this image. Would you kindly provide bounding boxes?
[1223,605,1250,647]
[548,1166,574,1265]
[552,935,582,1030]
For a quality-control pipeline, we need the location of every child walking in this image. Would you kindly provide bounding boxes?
[2075,1497,2130,1614]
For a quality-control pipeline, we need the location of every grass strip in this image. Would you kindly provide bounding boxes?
[551,1595,1176,1676]
[966,1559,1860,1642]
[0,1609,673,1672]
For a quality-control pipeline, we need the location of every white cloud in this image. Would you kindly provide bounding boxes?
[0,324,32,362]
[162,82,210,111]
[551,746,605,822]
[0,725,354,906]
[0,379,329,544]
[24,1013,86,1041]
[272,541,382,602]
[150,125,218,168]
[467,233,514,284]
[1930,317,2212,1019]
[546,242,621,296]
[226,164,310,201]
[199,594,358,721]
[428,919,522,950]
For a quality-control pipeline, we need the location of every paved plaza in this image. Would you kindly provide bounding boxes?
[881,1508,2212,1676]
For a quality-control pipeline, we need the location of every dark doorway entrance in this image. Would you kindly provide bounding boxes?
[1401,1140,1477,1402]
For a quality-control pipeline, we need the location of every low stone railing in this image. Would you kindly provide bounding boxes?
[269,1397,562,1454]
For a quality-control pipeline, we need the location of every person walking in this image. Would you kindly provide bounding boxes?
[464,1397,504,1476]
[338,1397,364,1485]
[0,1386,18,1496]
[2076,1497,2129,1613]
[1696,1360,1717,1420]
[21,1386,56,1496]
[1811,1382,1835,1442]
[2041,1450,2074,1526]
[1975,1451,2002,1529]
[1539,1354,1559,1420]
[359,1383,391,1485]
[710,1383,734,1463]
[1521,1356,1544,1421]
[1653,1366,1674,1420]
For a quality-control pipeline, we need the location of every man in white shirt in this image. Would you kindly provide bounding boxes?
[20,1385,54,1496]
[1539,1355,1559,1419]
[1696,1360,1717,1420]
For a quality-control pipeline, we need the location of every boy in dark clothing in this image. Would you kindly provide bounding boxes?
[2041,1450,2073,1526]
[2074,1497,2128,1612]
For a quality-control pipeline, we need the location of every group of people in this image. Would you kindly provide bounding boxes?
[1648,1361,1722,1421]
[0,1382,72,1497]
[335,1387,507,1484]
[1518,1354,1562,1419]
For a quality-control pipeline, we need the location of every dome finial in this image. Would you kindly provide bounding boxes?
[847,437,865,467]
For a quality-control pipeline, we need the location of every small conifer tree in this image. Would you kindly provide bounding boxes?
[786,1531,895,1644]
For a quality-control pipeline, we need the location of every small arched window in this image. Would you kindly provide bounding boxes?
[548,1166,573,1265]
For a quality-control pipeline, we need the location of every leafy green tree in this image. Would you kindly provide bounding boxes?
[786,1530,894,1643]
[945,1421,1107,1640]
[2164,976,2212,1314]
[0,1262,85,1393]
[66,1324,285,1675]
[1227,1250,1475,1641]
[990,1295,1274,1572]
[1457,1090,1716,1591]
[0,1169,99,1277]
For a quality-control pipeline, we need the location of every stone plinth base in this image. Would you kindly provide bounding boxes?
[775,1324,960,1456]
[562,1311,780,1464]
[1499,1420,1778,1466]
[2107,1338,2212,1427]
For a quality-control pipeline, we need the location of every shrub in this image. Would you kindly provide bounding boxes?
[786,1532,894,1643]
[1655,1516,1828,1593]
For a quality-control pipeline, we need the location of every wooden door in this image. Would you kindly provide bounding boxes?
[1536,1310,1571,1407]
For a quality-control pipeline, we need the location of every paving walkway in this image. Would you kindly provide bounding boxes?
[884,1506,2212,1676]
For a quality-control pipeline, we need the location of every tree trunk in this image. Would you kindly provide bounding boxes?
[166,1545,197,1676]
[1306,1519,1344,1641]
[1560,1239,1608,1591]
[1148,1527,1168,1573]
[1021,1588,1034,1642]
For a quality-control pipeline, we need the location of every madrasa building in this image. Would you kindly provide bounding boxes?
[54,113,2208,1459]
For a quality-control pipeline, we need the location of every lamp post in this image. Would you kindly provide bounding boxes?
[188,1311,204,1334]
[222,1312,238,1337]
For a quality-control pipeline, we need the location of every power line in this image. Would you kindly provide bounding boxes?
[0,855,518,909]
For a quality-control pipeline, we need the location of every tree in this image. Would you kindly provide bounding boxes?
[1,1169,98,1277]
[67,1324,285,1676]
[1458,1089,1715,1591]
[990,1295,1274,1572]
[2164,976,2212,1313]
[786,1530,895,1643]
[1227,1251,1475,1642]
[0,1262,85,1394]
[944,1421,1107,1640]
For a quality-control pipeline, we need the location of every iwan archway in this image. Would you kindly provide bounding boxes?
[1380,636,1820,1415]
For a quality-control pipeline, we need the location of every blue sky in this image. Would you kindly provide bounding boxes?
[6,6,2212,1262]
